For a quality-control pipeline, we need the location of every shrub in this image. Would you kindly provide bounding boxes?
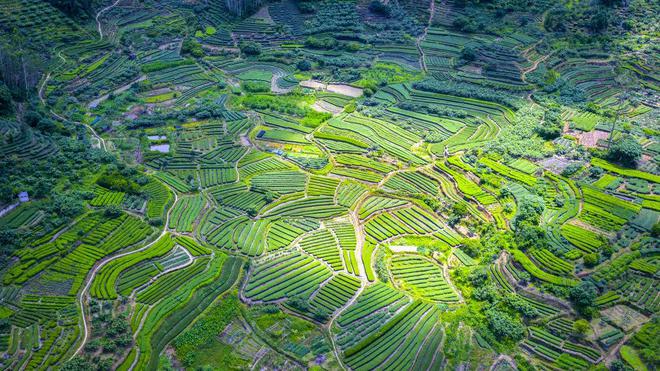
[583,253,599,267]
[369,0,391,17]
[297,60,312,71]
[240,41,262,56]
[181,39,203,57]
[0,81,11,114]
[569,281,598,317]
[607,136,642,167]
[486,309,524,341]
[460,46,477,62]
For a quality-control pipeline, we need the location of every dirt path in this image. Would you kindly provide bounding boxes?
[88,74,147,108]
[39,51,110,151]
[489,354,516,371]
[71,186,179,360]
[96,0,122,40]
[349,192,372,282]
[416,0,436,73]
[270,69,294,94]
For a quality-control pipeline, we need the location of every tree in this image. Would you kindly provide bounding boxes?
[652,222,660,238]
[608,136,642,167]
[486,309,524,341]
[589,10,609,32]
[181,39,204,58]
[287,294,310,311]
[313,307,330,321]
[0,81,11,114]
[514,194,545,227]
[583,253,599,267]
[569,281,598,317]
[61,356,95,371]
[544,8,568,32]
[573,319,591,337]
[504,294,540,318]
[0,319,10,332]
[460,238,483,258]
[369,0,391,17]
[536,107,563,139]
[103,205,122,218]
[296,60,312,71]
[51,194,84,219]
[239,41,262,56]
[460,46,477,62]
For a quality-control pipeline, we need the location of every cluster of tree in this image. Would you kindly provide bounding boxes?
[0,42,43,99]
[85,304,132,356]
[606,136,642,167]
[96,171,141,194]
[239,41,262,56]
[0,81,11,114]
[413,79,523,109]
[223,0,262,17]
[397,102,469,119]
[287,294,328,321]
[181,39,204,58]
[127,99,229,129]
[45,0,92,18]
[512,194,547,250]
[304,36,338,50]
[369,0,392,17]
[302,2,365,35]
[544,3,613,34]
[535,106,563,139]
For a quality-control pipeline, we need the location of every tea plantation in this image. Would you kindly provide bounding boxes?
[0,0,658,370]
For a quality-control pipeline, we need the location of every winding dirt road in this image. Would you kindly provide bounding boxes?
[71,189,178,360]
[416,0,436,73]
[96,0,122,40]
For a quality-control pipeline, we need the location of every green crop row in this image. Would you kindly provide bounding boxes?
[510,250,579,287]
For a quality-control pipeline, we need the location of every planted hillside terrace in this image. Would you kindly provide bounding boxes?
[0,0,658,369]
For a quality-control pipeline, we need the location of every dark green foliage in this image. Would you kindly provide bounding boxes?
[413,79,522,109]
[485,309,524,341]
[141,59,195,73]
[561,163,582,177]
[630,319,659,366]
[297,60,312,71]
[0,81,11,114]
[544,7,568,32]
[369,0,391,17]
[97,172,140,194]
[473,284,498,302]
[173,294,240,365]
[536,107,562,139]
[0,319,10,332]
[61,356,95,371]
[588,9,609,32]
[460,46,477,62]
[288,294,310,311]
[242,81,270,93]
[182,39,204,58]
[51,193,84,218]
[569,281,597,317]
[453,16,478,33]
[460,238,483,258]
[304,36,338,49]
[45,0,92,18]
[239,41,262,56]
[583,253,599,267]
[503,294,539,318]
[103,206,122,218]
[607,136,642,167]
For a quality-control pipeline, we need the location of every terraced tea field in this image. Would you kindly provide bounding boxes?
[0,0,658,370]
